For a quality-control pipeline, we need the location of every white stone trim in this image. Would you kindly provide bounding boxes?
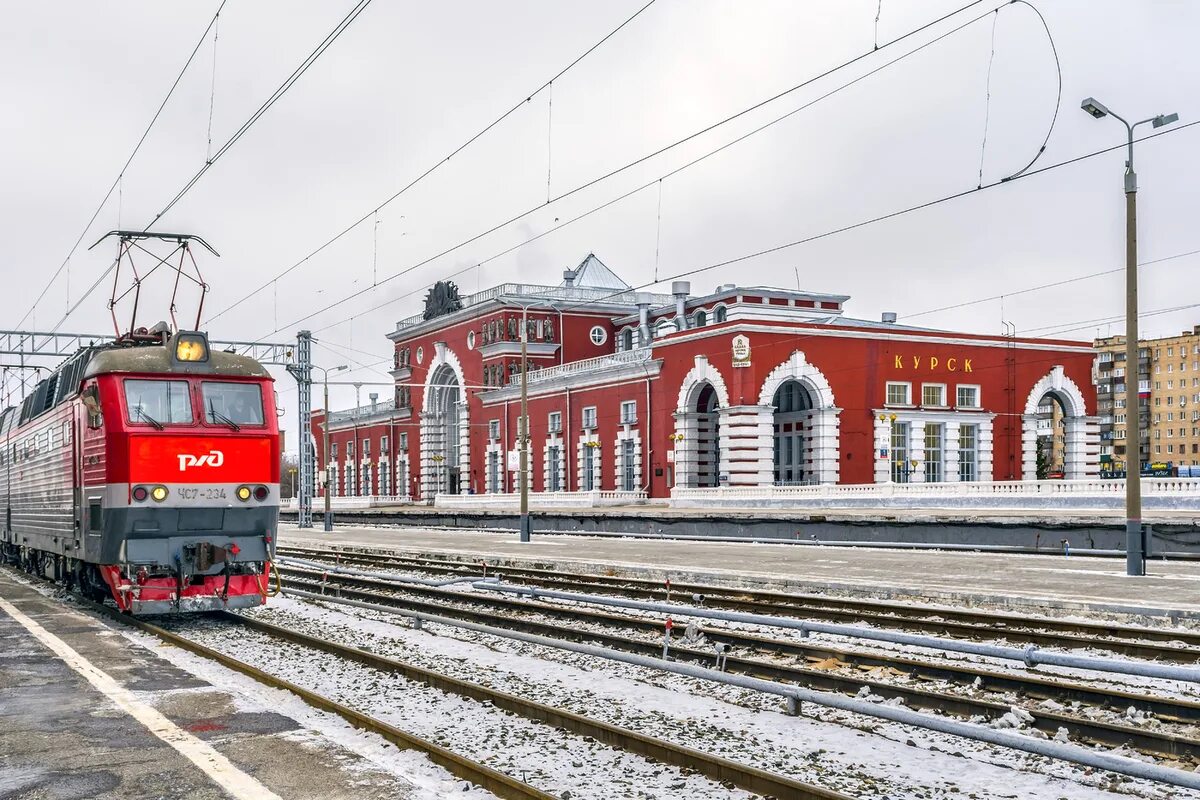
[758,350,841,485]
[542,435,566,492]
[419,344,470,501]
[614,427,642,492]
[650,322,1094,354]
[1021,365,1099,481]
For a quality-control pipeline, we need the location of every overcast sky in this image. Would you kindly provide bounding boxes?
[4,1,1198,452]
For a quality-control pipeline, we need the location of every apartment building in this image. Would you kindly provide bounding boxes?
[1095,324,1200,474]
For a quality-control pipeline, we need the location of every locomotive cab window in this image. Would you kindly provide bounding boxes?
[124,380,193,426]
[202,382,264,426]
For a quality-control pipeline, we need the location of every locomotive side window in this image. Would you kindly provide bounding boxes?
[201,382,264,426]
[124,380,194,426]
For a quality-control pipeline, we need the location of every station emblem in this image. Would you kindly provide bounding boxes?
[731,334,751,368]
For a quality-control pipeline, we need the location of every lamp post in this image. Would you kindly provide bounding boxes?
[516,304,538,543]
[316,364,348,531]
[1080,97,1178,577]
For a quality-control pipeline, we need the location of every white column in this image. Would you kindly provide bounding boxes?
[720,405,773,486]
[872,416,891,484]
[978,417,995,482]
[944,420,961,482]
[1021,413,1039,480]
[1064,415,1101,479]
[908,420,927,483]
[808,407,841,484]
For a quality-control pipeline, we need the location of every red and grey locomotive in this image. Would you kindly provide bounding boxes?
[1,326,279,613]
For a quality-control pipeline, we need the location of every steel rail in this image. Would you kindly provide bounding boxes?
[278,568,1200,761]
[85,603,552,800]
[219,611,845,799]
[279,544,1200,658]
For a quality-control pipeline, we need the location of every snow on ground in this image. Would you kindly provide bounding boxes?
[243,594,1195,799]
[153,612,754,800]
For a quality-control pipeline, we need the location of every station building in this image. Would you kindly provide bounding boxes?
[311,255,1099,501]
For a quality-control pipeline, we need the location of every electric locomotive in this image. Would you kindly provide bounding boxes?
[0,325,279,613]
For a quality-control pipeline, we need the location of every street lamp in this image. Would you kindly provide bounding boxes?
[315,364,348,531]
[1081,96,1179,576]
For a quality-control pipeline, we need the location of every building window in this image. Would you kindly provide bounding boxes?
[488,420,500,440]
[547,445,561,492]
[331,442,338,459]
[886,382,912,406]
[362,439,370,457]
[693,310,707,327]
[890,422,910,483]
[621,438,636,491]
[362,464,371,495]
[620,328,634,352]
[345,464,355,496]
[956,385,980,409]
[347,441,354,458]
[620,400,637,425]
[548,411,562,434]
[380,462,390,496]
[487,450,500,493]
[400,432,408,451]
[467,331,476,350]
[924,423,944,482]
[416,345,424,365]
[922,384,946,408]
[582,445,597,491]
[582,406,597,429]
[381,435,389,455]
[589,326,607,345]
[714,305,727,323]
[959,424,978,482]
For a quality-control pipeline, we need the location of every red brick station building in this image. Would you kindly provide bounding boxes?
[311,255,1098,502]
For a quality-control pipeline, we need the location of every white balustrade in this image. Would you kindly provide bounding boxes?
[434,490,647,509]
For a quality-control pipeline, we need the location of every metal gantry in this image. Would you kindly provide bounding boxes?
[0,328,314,528]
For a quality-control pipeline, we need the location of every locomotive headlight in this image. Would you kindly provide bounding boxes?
[151,486,169,502]
[174,332,209,363]
[253,485,269,501]
[236,485,252,502]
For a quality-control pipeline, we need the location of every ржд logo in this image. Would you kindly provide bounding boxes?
[178,450,224,471]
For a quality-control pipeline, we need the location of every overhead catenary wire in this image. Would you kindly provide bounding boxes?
[16,0,228,331]
[43,0,376,335]
[254,0,1002,339]
[204,0,661,325]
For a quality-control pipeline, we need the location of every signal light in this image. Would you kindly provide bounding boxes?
[151,486,168,502]
[174,332,209,363]
[236,485,252,502]
[253,486,269,501]
[132,486,148,502]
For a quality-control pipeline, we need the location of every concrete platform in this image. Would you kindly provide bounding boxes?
[283,524,1200,623]
[0,570,416,800]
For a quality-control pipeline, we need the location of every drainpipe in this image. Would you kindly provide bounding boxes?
[503,398,509,494]
[565,387,573,490]
[637,301,650,348]
[672,281,690,332]
[642,377,653,493]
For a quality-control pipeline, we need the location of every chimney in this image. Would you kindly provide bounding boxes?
[672,281,690,331]
[881,312,897,324]
[562,269,576,287]
[637,301,651,347]
[369,392,379,411]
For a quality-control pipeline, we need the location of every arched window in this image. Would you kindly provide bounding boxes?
[620,328,634,352]
[693,310,707,328]
[714,305,727,324]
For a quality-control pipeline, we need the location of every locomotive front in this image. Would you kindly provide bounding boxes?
[83,331,280,613]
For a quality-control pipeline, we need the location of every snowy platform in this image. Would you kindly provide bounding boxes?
[0,571,425,800]
[284,524,1200,621]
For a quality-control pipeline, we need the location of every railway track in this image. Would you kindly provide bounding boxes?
[93,599,843,800]
[279,544,1200,661]
[275,563,1200,764]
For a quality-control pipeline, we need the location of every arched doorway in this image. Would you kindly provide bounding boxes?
[422,362,465,498]
[1022,366,1097,480]
[773,379,814,484]
[691,383,721,488]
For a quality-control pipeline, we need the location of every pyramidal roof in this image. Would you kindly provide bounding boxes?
[562,253,631,291]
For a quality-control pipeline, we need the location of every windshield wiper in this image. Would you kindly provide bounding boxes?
[134,406,164,431]
[207,402,241,432]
